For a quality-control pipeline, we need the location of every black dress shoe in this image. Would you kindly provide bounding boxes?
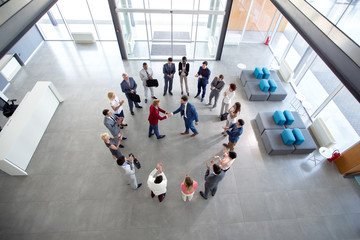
[163,93,166,96]
[131,111,135,115]
[201,98,204,102]
[169,92,173,95]
[119,144,125,148]
[122,137,127,140]
[194,94,199,98]
[157,135,165,139]
[121,123,128,127]
[181,91,183,95]
[187,92,189,96]
[199,191,207,200]
[145,99,147,103]
[152,96,157,99]
[137,183,142,189]
[135,105,142,109]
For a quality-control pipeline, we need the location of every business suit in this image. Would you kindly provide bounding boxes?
[208,77,225,108]
[226,124,243,151]
[104,114,121,137]
[178,62,190,94]
[203,168,225,198]
[163,63,176,94]
[119,162,138,189]
[196,67,211,99]
[173,102,199,134]
[120,77,140,112]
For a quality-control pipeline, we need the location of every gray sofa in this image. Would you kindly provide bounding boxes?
[241,70,287,101]
[255,111,316,155]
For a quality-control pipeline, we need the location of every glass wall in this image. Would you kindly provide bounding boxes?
[37,0,116,41]
[305,0,360,45]
[116,0,226,60]
[226,0,282,44]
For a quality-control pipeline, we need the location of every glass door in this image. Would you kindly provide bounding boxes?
[115,0,226,60]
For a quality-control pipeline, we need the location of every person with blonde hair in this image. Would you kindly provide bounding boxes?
[107,91,127,128]
[100,132,123,160]
[180,174,198,202]
[148,99,168,139]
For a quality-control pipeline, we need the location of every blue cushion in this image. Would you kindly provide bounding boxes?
[281,129,296,145]
[262,67,270,79]
[254,67,263,79]
[268,79,277,92]
[283,110,294,125]
[292,128,305,145]
[273,110,286,125]
[259,79,270,92]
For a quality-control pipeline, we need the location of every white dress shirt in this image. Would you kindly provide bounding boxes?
[139,67,154,86]
[147,168,167,195]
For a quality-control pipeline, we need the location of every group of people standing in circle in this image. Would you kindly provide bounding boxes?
[99,57,245,202]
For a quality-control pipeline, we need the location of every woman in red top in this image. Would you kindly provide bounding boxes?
[148,99,168,139]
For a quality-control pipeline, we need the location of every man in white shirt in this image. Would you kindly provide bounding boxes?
[139,62,157,103]
[116,155,142,190]
[214,146,237,172]
[147,163,167,202]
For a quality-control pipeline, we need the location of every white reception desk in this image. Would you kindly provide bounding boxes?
[0,81,63,176]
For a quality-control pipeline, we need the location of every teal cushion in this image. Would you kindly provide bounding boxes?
[262,67,270,79]
[281,129,296,145]
[283,110,294,125]
[268,79,277,92]
[273,110,286,125]
[259,79,270,92]
[292,128,305,145]
[254,67,263,79]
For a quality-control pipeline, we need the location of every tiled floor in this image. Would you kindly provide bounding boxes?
[0,41,359,240]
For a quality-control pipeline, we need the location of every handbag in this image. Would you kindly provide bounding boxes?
[128,93,141,103]
[220,112,228,121]
[129,153,141,169]
[146,79,159,87]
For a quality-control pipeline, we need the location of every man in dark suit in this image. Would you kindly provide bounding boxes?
[163,57,176,96]
[169,95,199,137]
[199,160,225,199]
[103,109,127,147]
[222,119,244,151]
[207,74,225,110]
[120,73,142,115]
[194,61,211,102]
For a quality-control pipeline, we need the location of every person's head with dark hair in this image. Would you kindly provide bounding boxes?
[202,61,208,69]
[154,175,163,184]
[102,109,110,116]
[182,56,187,62]
[218,74,224,80]
[229,151,237,159]
[180,95,188,104]
[229,83,237,91]
[143,62,148,70]
[237,119,245,126]
[116,155,126,166]
[213,163,222,175]
[168,57,173,63]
